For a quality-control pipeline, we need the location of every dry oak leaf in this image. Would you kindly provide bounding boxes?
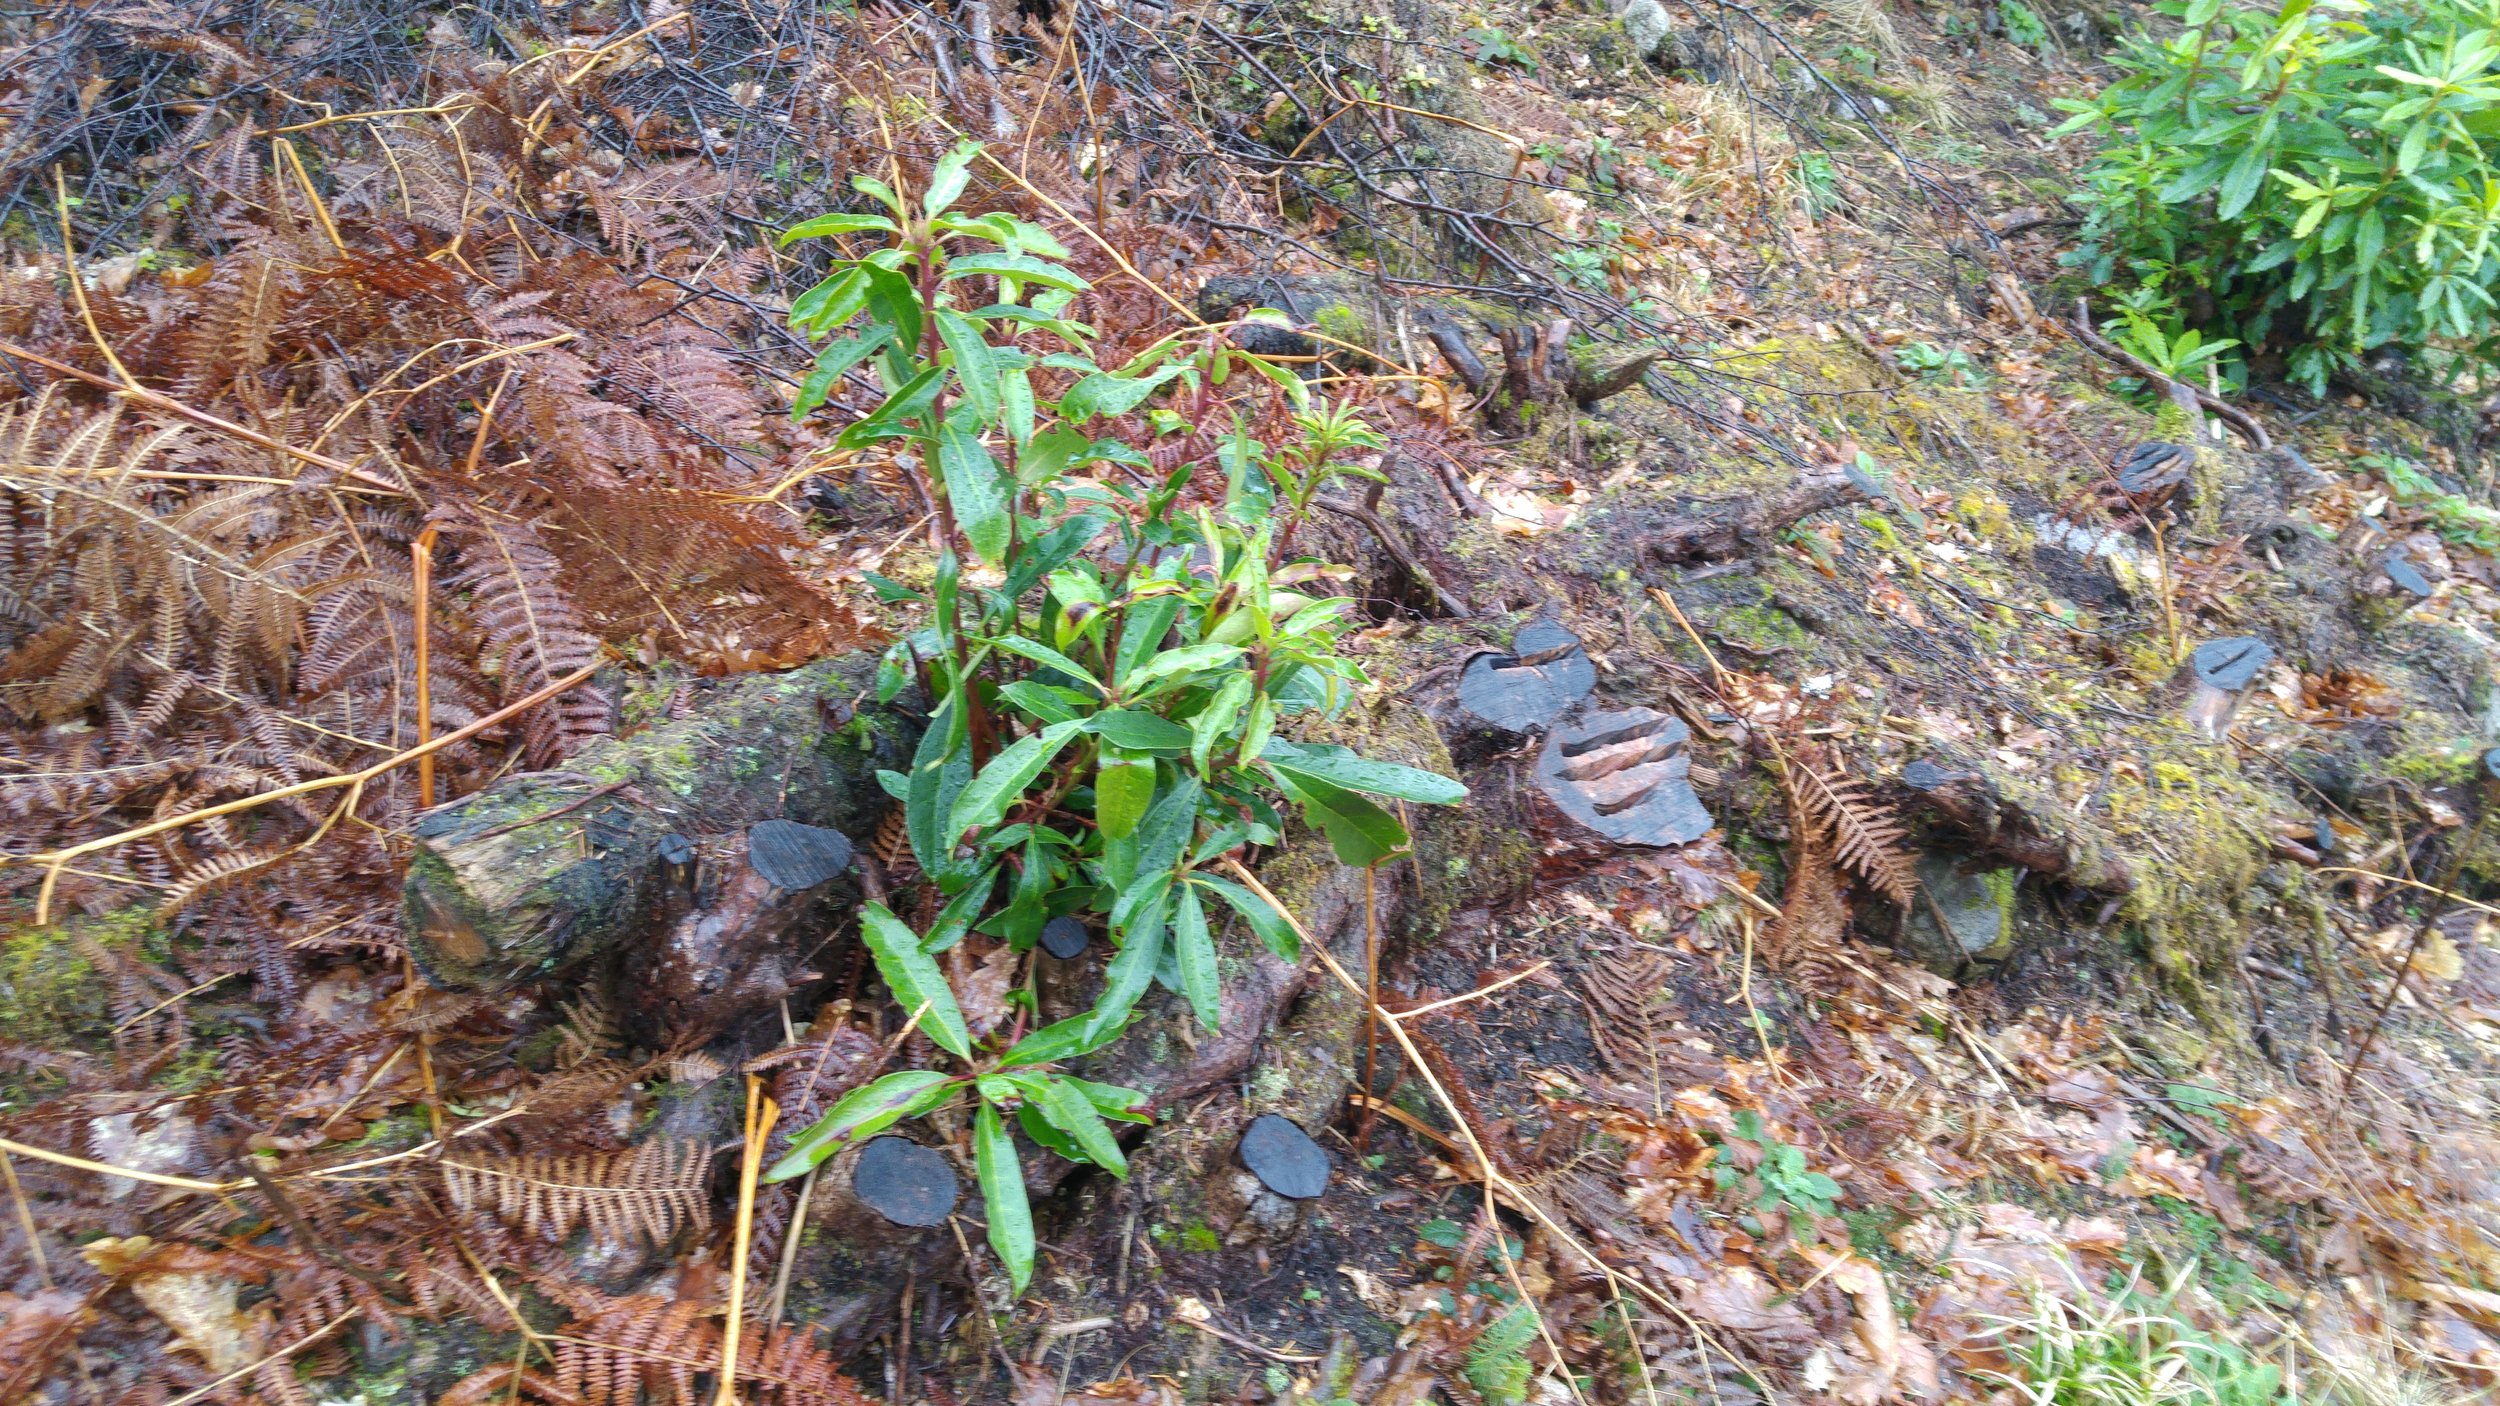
[79,1236,268,1373]
[1828,1256,1944,1403]
[1684,1266,1817,1350]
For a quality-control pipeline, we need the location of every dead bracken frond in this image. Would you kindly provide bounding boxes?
[1766,809,1853,986]
[441,1137,710,1249]
[1783,743,1919,907]
[528,1296,869,1406]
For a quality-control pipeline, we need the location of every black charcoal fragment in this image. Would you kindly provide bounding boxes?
[658,832,698,893]
[1902,760,1953,792]
[1536,707,1713,847]
[1456,619,1595,731]
[2117,441,2193,496]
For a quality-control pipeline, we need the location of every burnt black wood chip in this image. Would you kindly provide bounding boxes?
[2384,555,2434,598]
[853,1136,958,1227]
[1239,1114,1329,1199]
[747,819,853,891]
[1039,915,1091,960]
[2485,747,2500,783]
[2192,636,2274,692]
[1457,620,1596,731]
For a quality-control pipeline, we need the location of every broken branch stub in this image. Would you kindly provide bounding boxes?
[402,655,915,993]
[1567,350,1664,410]
[1536,707,1714,846]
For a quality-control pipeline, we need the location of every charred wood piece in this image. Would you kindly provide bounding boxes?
[627,823,854,1045]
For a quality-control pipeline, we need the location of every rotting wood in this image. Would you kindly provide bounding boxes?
[402,654,916,993]
[1894,759,2135,895]
[1640,474,1875,567]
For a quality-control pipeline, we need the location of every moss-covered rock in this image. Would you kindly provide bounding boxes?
[0,906,167,1054]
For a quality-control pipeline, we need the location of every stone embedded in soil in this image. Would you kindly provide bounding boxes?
[2192,636,2274,692]
[1039,915,1090,959]
[1457,619,1595,731]
[1536,707,1713,847]
[746,819,854,892]
[1904,853,2012,972]
[1239,1113,1329,1199]
[852,1137,959,1227]
[2384,555,2434,598]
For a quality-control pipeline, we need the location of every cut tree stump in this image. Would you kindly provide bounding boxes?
[402,655,916,993]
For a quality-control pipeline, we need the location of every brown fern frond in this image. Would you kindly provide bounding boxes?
[1783,744,1918,907]
[1765,816,1851,988]
[436,512,611,760]
[1577,948,1717,1098]
[441,1364,588,1406]
[868,806,916,885]
[0,1291,90,1403]
[531,483,875,671]
[551,990,619,1069]
[554,1295,715,1406]
[161,841,299,914]
[549,1297,868,1406]
[441,1137,710,1249]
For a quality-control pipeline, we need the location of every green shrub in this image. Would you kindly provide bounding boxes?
[759,141,1465,1293]
[2362,450,2500,547]
[1978,1266,2288,1406]
[2055,0,2500,394]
